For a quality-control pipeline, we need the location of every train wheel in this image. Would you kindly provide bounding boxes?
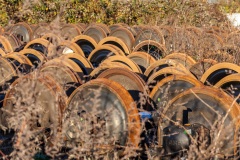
[158,86,240,158]
[110,27,135,53]
[98,36,131,55]
[71,35,98,58]
[98,68,148,102]
[83,25,107,43]
[164,53,196,69]
[133,40,166,60]
[101,55,142,74]
[214,73,240,104]
[189,59,217,80]
[24,38,54,57]
[144,59,187,81]
[200,62,240,86]
[64,78,141,156]
[128,51,156,73]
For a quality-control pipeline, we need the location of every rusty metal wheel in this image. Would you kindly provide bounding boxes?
[158,86,240,158]
[8,22,33,43]
[214,74,240,104]
[0,48,6,56]
[1,73,67,129]
[83,25,107,43]
[71,35,98,58]
[147,66,195,87]
[189,59,217,80]
[200,62,240,86]
[98,36,131,55]
[110,27,135,53]
[4,52,33,74]
[64,78,141,156]
[58,40,85,56]
[32,23,52,40]
[47,58,84,78]
[134,26,165,46]
[94,23,110,36]
[133,40,166,60]
[40,61,82,96]
[19,48,47,68]
[0,57,18,89]
[150,75,203,120]
[101,55,142,74]
[77,23,87,31]
[98,68,148,102]
[128,51,156,73]
[109,23,128,32]
[164,53,196,69]
[61,24,83,40]
[42,33,61,45]
[102,44,125,56]
[89,62,130,79]
[132,25,147,36]
[0,35,13,53]
[59,53,93,76]
[88,45,124,68]
[24,38,54,57]
[32,23,51,39]
[1,32,21,51]
[144,59,187,80]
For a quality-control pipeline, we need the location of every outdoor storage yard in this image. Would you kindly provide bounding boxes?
[0,0,240,159]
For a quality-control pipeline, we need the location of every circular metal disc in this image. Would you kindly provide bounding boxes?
[128,51,156,73]
[24,38,54,57]
[1,73,67,129]
[133,40,166,60]
[214,73,240,104]
[0,57,17,87]
[61,24,82,40]
[134,27,165,46]
[200,62,240,86]
[101,55,142,74]
[65,78,141,155]
[150,75,203,122]
[110,27,135,52]
[83,25,107,43]
[98,67,148,101]
[160,87,240,157]
[19,48,47,68]
[147,66,195,87]
[59,53,93,76]
[88,45,122,68]
[71,35,97,58]
[144,59,188,80]
[164,53,196,69]
[89,62,130,79]
[0,35,13,53]
[189,59,217,80]
[8,22,33,43]
[98,36,131,55]
[40,62,82,96]
[59,40,85,57]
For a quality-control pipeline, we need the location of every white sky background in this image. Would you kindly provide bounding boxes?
[227,13,240,28]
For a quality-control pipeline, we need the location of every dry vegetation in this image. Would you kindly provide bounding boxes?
[0,0,240,160]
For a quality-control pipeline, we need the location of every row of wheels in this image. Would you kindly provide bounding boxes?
[0,22,239,159]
